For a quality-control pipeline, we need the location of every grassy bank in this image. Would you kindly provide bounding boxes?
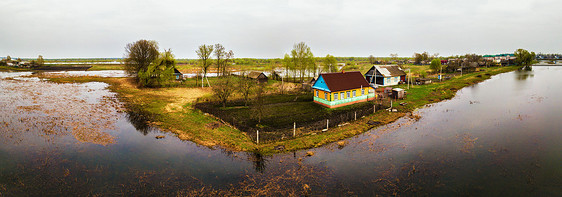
[87,64,125,71]
[43,66,521,154]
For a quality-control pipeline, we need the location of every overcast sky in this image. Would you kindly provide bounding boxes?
[1,0,561,59]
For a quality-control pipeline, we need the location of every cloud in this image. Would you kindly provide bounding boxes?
[0,0,560,58]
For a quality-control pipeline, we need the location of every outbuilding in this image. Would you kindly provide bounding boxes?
[173,68,183,80]
[247,71,268,83]
[364,65,407,86]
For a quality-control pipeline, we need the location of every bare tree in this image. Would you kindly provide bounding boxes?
[238,77,254,106]
[196,44,214,87]
[252,83,266,123]
[214,44,225,77]
[213,76,236,107]
[37,55,44,66]
[368,55,376,64]
[224,50,234,76]
[124,40,159,76]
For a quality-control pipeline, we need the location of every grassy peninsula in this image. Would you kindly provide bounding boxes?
[43,65,522,154]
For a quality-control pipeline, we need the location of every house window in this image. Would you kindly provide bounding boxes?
[347,91,350,98]
[353,90,356,97]
[316,90,319,97]
[341,93,344,100]
[324,93,327,100]
[362,88,365,95]
[334,93,338,100]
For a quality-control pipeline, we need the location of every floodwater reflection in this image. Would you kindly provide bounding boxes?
[1,66,562,196]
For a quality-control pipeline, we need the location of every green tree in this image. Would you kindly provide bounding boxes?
[290,42,314,83]
[514,49,536,66]
[430,59,442,72]
[322,54,338,73]
[124,40,160,76]
[6,55,11,62]
[196,44,214,86]
[282,53,293,79]
[137,49,176,87]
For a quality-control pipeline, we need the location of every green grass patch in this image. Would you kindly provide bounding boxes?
[39,66,522,154]
[87,64,125,71]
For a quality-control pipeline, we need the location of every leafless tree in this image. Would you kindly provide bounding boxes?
[124,39,159,76]
[213,76,236,107]
[196,44,214,87]
[238,77,254,106]
[214,44,225,77]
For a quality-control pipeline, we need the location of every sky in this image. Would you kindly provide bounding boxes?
[1,0,561,59]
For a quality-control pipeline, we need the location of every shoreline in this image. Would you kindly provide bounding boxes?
[32,66,522,154]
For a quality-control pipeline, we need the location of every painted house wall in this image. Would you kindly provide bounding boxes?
[382,76,401,86]
[314,87,375,108]
[311,75,330,92]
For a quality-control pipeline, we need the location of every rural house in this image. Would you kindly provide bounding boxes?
[247,71,268,83]
[173,68,183,80]
[312,71,375,108]
[364,65,406,86]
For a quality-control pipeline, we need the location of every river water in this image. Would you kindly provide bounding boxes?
[0,66,561,196]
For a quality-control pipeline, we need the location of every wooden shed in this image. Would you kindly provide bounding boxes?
[247,71,268,83]
[173,68,183,81]
[392,88,405,99]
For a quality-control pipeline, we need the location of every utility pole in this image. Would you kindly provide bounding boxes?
[408,68,411,89]
[440,65,442,82]
[293,122,296,137]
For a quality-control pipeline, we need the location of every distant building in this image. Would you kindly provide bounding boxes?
[364,65,406,86]
[312,71,375,108]
[247,71,268,83]
[483,54,516,63]
[173,68,183,80]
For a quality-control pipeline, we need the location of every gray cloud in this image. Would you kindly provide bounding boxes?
[1,0,560,58]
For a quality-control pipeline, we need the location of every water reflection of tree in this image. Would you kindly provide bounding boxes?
[125,110,155,135]
[516,66,534,80]
[247,152,268,173]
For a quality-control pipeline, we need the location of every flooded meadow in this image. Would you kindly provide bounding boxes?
[0,66,561,196]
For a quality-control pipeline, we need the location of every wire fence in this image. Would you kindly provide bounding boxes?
[194,99,391,143]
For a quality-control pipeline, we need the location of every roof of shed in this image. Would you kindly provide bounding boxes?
[248,71,267,79]
[365,65,406,77]
[319,71,370,92]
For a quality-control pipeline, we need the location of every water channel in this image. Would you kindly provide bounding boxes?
[0,66,561,195]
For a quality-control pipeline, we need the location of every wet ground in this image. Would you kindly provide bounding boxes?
[0,66,561,196]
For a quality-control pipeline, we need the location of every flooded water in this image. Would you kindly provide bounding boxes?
[45,70,128,78]
[1,66,561,196]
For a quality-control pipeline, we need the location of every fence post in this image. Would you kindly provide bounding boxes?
[355,111,357,120]
[256,130,259,144]
[293,122,296,137]
[326,119,329,130]
[374,104,376,113]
